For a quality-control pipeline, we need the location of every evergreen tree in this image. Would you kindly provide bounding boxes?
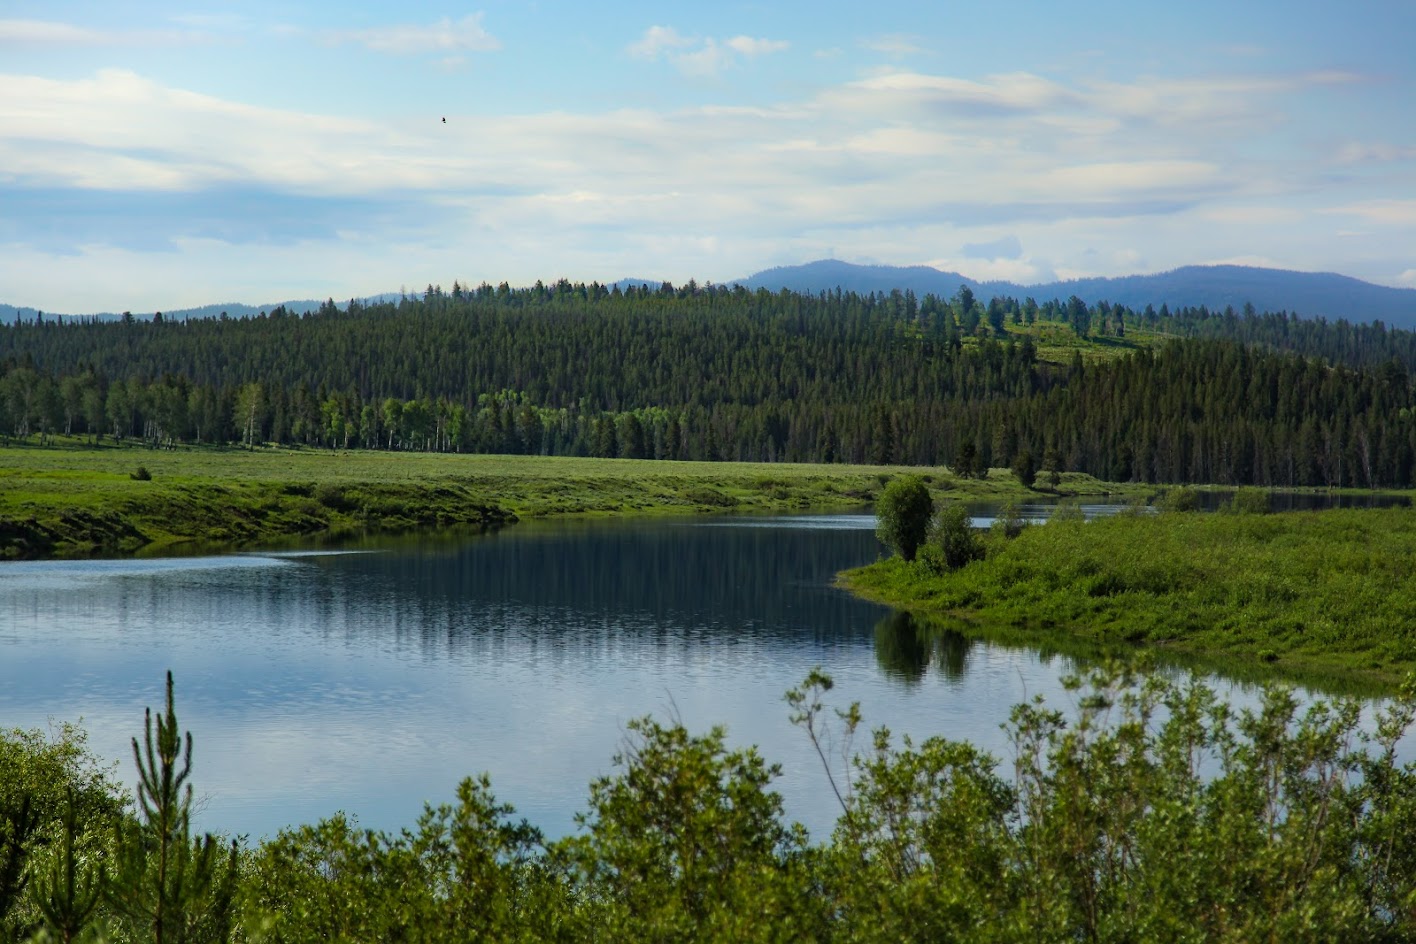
[1011,449,1037,488]
[109,673,239,944]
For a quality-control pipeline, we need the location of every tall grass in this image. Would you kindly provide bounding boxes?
[843,507,1416,687]
[0,439,1144,558]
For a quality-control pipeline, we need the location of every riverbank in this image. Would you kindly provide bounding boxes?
[0,440,1142,559]
[840,506,1416,690]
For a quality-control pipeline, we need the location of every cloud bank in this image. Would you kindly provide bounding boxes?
[0,17,1409,310]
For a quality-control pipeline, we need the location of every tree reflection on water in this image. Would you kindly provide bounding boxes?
[873,611,972,684]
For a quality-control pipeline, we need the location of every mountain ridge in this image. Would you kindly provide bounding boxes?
[0,294,403,325]
[8,264,1415,328]
[730,260,1416,327]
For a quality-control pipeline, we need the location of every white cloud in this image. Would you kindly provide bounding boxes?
[324,14,499,55]
[837,71,1074,114]
[839,126,965,157]
[169,13,249,31]
[1331,142,1416,164]
[0,65,1335,218]
[0,18,209,46]
[0,70,413,193]
[726,36,789,56]
[863,34,927,57]
[0,19,103,43]
[1198,254,1291,269]
[675,39,732,78]
[1041,160,1220,197]
[627,26,787,77]
[1086,71,1359,128]
[627,25,691,59]
[1200,206,1306,225]
[1,58,1402,308]
[1397,269,1416,288]
[1323,200,1416,225]
[923,255,1056,284]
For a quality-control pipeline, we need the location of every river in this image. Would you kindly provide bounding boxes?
[0,504,1395,842]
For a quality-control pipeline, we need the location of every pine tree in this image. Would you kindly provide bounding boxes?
[34,789,105,943]
[109,673,238,944]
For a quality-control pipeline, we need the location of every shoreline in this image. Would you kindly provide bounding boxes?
[836,507,1416,695]
[0,441,1146,561]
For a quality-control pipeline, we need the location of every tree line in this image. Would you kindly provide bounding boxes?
[3,282,1416,485]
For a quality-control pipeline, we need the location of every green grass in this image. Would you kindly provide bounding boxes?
[841,507,1416,691]
[0,438,1139,558]
[950,319,1177,369]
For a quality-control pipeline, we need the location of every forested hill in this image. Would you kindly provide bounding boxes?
[2,281,1415,488]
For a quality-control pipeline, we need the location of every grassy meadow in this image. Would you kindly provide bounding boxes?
[0,438,1138,558]
[844,505,1416,689]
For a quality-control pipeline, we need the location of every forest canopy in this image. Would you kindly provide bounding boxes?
[2,281,1414,487]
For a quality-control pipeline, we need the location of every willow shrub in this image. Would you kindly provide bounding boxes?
[800,663,1416,943]
[875,476,934,562]
[10,668,1416,942]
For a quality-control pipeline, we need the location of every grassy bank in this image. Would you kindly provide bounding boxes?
[841,506,1416,689]
[0,439,1138,558]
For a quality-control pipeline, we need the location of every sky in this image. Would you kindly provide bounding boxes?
[3,1,1416,312]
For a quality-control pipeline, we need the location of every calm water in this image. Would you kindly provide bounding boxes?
[0,506,1386,841]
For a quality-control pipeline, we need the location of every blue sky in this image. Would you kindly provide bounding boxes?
[3,1,1415,312]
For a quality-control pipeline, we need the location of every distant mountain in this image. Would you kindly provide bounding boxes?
[732,260,1416,329]
[1035,267,1416,328]
[734,259,995,299]
[0,294,404,325]
[12,264,1416,329]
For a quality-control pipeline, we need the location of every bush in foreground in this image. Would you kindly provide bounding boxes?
[6,666,1416,942]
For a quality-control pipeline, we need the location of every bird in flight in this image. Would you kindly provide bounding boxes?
[442,117,446,123]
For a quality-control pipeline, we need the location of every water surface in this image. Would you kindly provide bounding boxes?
[0,507,1385,841]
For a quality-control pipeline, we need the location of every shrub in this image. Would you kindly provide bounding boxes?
[1117,495,1152,517]
[130,466,152,481]
[1229,487,1272,515]
[1157,486,1199,513]
[1048,500,1085,524]
[314,483,355,512]
[683,488,738,507]
[915,542,948,576]
[876,476,934,561]
[991,500,1029,539]
[930,503,983,570]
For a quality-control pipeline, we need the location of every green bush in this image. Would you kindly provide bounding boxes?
[1117,495,1152,517]
[683,488,738,507]
[915,542,947,576]
[313,483,354,511]
[11,668,1416,941]
[930,503,984,570]
[130,466,152,482]
[1229,487,1272,515]
[875,475,934,561]
[1156,486,1199,513]
[991,499,1028,539]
